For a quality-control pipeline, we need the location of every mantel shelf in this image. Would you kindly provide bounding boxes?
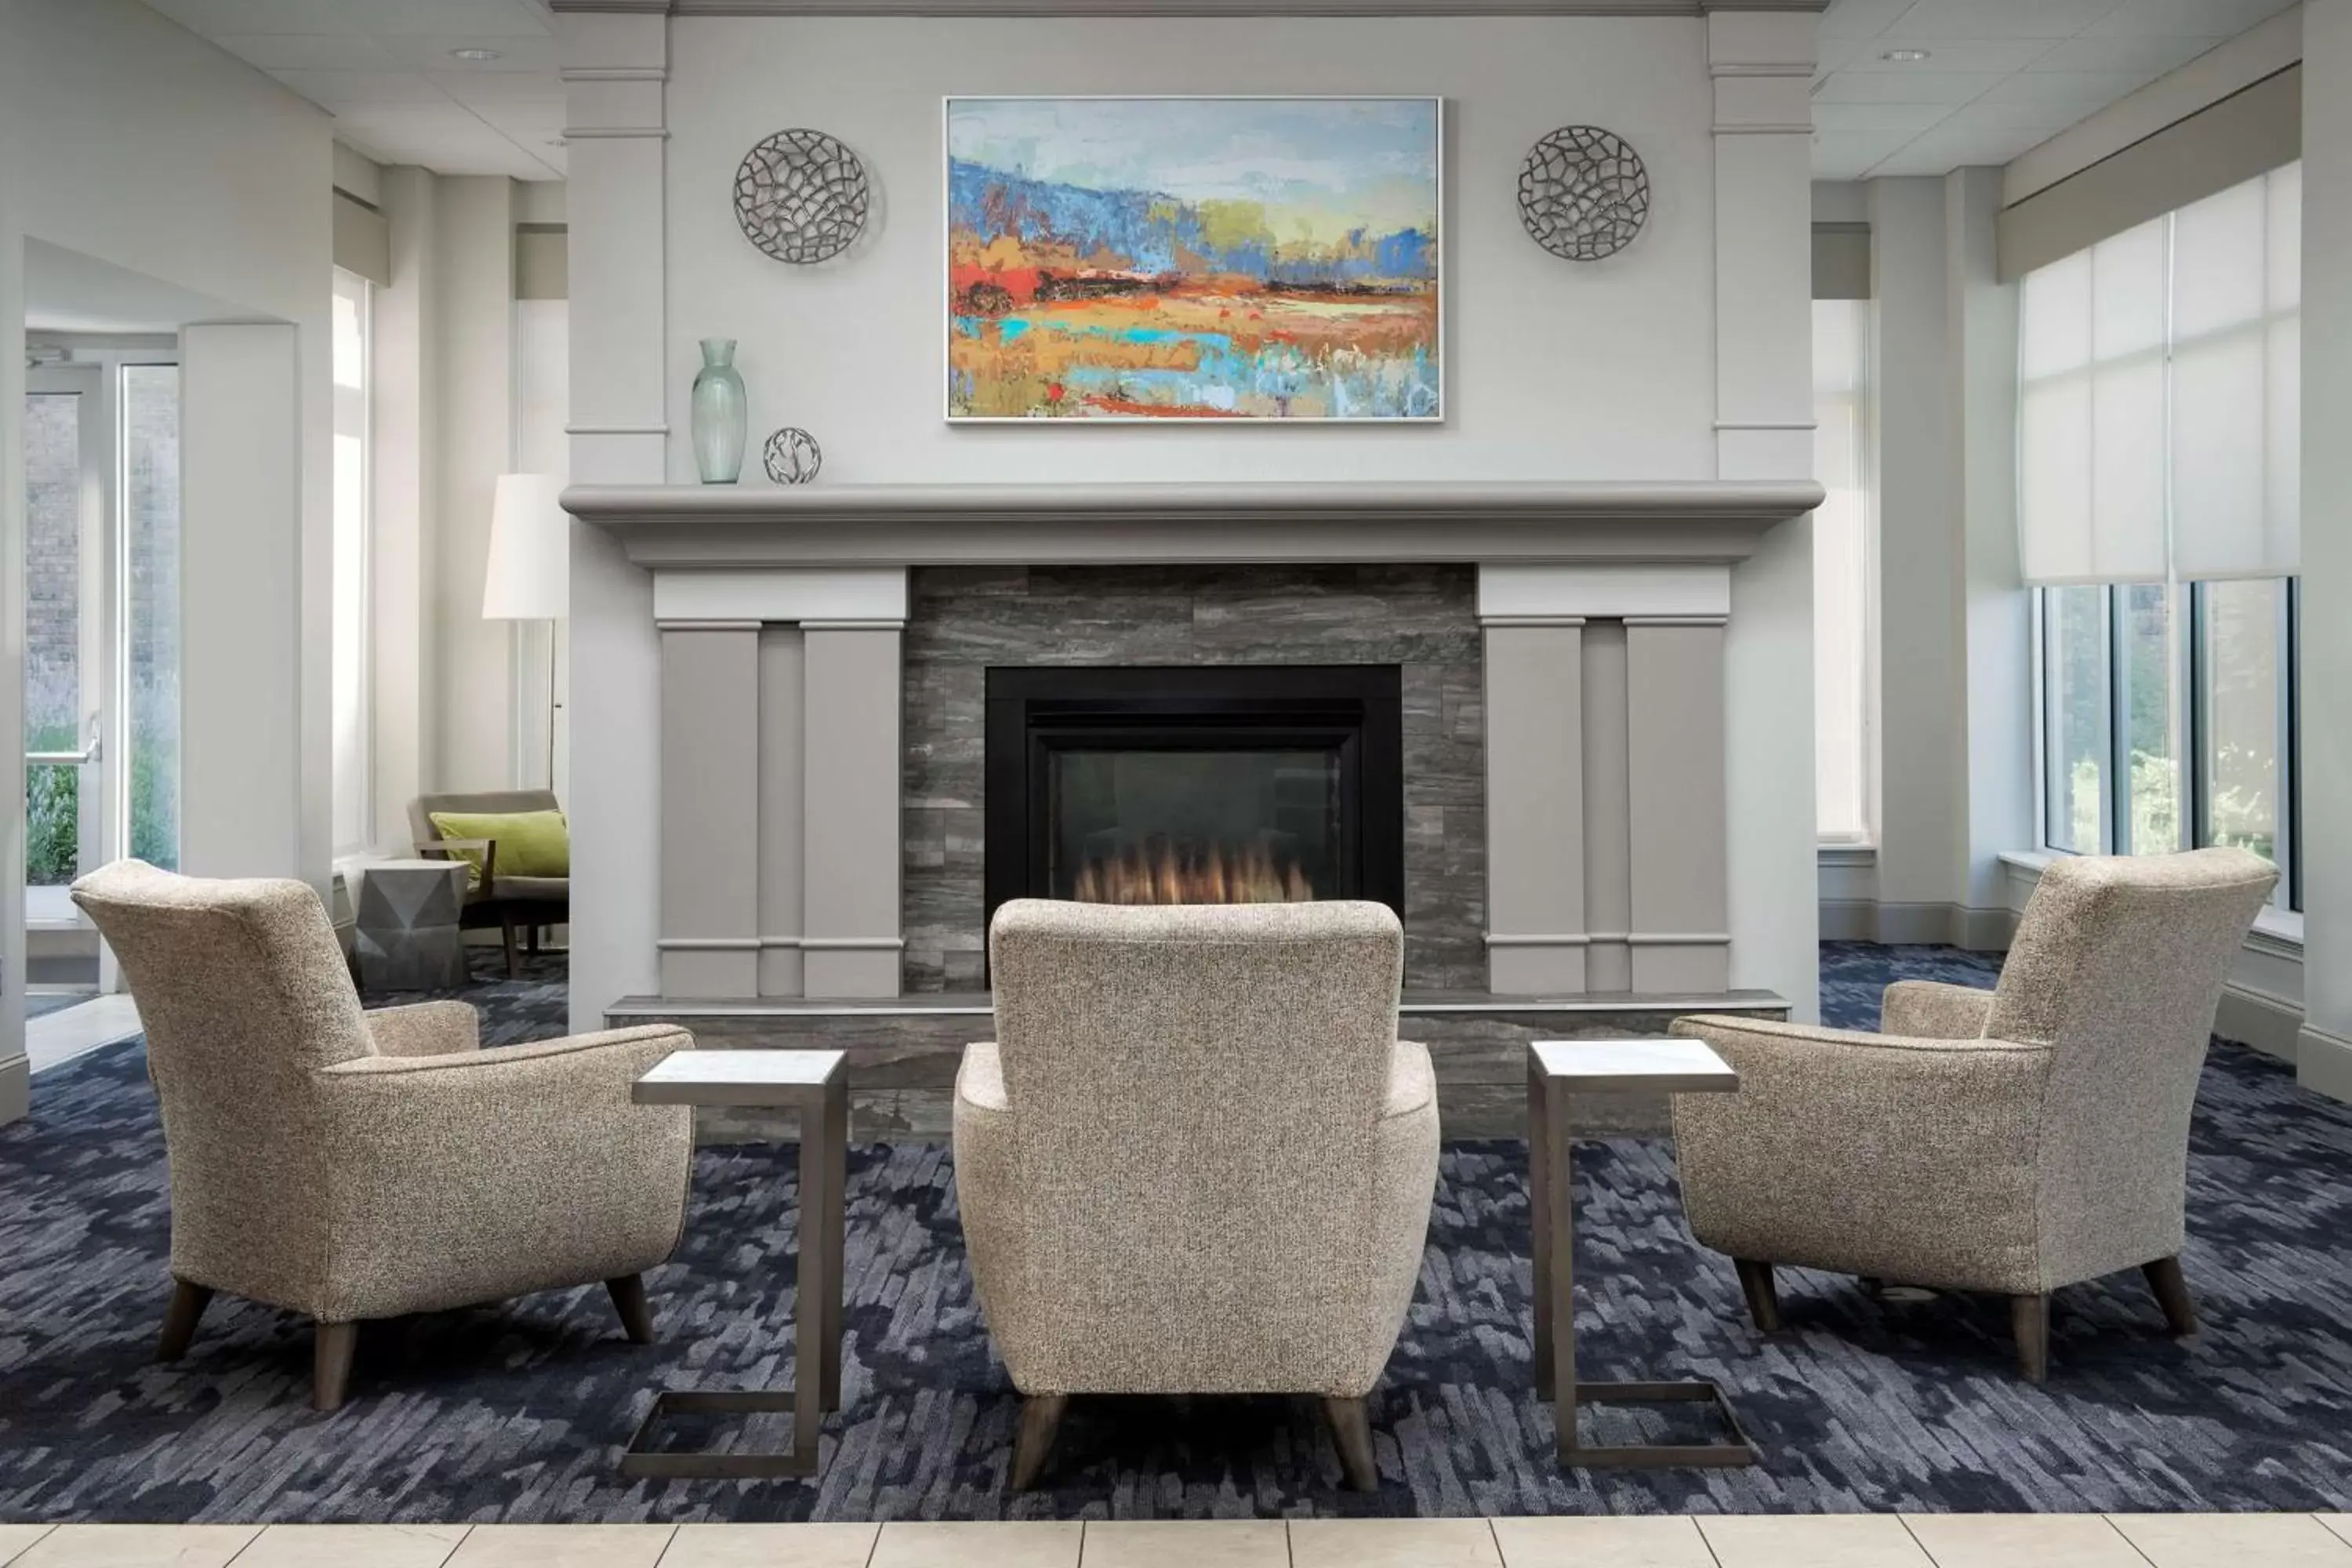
[562,478,1825,570]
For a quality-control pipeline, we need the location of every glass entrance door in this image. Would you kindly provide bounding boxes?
[24,356,179,984]
[23,366,104,925]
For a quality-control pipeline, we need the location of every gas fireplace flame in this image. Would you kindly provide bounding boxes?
[1071,835,1317,906]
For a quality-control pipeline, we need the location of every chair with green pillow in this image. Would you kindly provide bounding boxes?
[408,789,570,978]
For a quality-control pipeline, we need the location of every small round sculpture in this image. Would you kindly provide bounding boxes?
[733,129,869,265]
[762,426,823,485]
[1518,126,1650,262]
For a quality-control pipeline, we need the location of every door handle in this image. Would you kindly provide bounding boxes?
[27,714,100,767]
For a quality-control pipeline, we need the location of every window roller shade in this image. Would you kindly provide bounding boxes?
[2016,162,2299,586]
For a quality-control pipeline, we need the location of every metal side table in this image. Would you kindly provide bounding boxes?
[626,1048,848,1479]
[1527,1037,1757,1469]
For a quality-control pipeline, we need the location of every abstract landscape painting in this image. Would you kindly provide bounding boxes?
[946,96,1441,422]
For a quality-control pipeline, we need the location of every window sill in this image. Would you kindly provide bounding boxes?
[1818,842,1878,866]
[2249,905,2303,954]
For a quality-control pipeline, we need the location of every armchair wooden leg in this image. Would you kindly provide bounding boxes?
[1010,1394,1068,1492]
[527,923,541,956]
[1734,1259,1782,1333]
[499,912,521,979]
[158,1280,213,1361]
[2143,1257,2198,1336]
[606,1274,656,1344]
[2011,1293,2050,1383]
[314,1320,358,1412]
[1323,1396,1379,1491]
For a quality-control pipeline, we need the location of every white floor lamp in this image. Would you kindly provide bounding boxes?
[482,474,570,790]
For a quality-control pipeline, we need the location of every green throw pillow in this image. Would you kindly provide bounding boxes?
[428,808,570,888]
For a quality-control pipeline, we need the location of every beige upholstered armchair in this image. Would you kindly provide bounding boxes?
[1671,848,2277,1381]
[71,859,694,1411]
[410,788,569,977]
[955,899,1439,1491]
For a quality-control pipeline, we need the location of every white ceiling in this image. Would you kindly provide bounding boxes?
[143,0,2298,187]
[141,0,567,181]
[1813,0,2299,179]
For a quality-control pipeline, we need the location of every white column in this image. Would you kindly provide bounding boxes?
[181,323,307,884]
[2299,0,2352,1102]
[1626,619,1731,992]
[1948,167,2034,942]
[560,9,668,1033]
[1868,177,1964,932]
[1709,10,1817,484]
[430,176,520,793]
[652,569,908,1000]
[1480,615,1586,994]
[1479,565,1731,996]
[803,624,906,997]
[371,166,434,854]
[1712,9,1822,1022]
[658,623,760,997]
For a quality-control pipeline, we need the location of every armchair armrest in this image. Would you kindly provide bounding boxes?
[956,1041,1007,1112]
[1383,1040,1436,1120]
[363,1000,480,1058]
[416,836,498,896]
[1882,979,1995,1040]
[310,1025,695,1320]
[1667,1014,2056,1293]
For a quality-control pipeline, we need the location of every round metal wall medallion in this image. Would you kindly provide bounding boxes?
[733,129,870,265]
[1517,126,1650,262]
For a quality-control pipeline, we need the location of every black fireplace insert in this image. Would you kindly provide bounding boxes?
[982,666,1404,942]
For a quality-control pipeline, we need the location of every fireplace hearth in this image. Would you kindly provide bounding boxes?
[982,666,1405,942]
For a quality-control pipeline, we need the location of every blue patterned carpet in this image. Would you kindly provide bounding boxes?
[2,945,2350,1523]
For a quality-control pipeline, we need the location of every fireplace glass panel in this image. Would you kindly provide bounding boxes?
[1047,746,1341,905]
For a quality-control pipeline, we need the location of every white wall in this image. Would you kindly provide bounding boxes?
[0,0,334,1120]
[661,16,1719,485]
[2298,0,2352,1100]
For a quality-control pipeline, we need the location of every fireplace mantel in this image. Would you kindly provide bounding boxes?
[562,479,1824,570]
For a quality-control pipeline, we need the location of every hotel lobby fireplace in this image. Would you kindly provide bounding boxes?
[982,666,1406,938]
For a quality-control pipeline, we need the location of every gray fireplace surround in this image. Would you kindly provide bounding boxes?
[572,480,1818,1134]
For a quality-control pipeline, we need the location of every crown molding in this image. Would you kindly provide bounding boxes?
[551,0,1827,14]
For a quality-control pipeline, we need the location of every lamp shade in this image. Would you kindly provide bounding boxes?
[481,473,570,621]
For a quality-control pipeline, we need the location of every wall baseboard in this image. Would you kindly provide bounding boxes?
[2216,984,2304,1064]
[2297,1023,2352,1105]
[0,1052,27,1126]
[1820,899,2016,950]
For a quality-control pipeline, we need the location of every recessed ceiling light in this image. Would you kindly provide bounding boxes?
[450,46,503,62]
[1881,48,1933,62]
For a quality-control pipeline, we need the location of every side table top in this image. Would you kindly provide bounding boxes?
[1530,1037,1739,1094]
[634,1047,848,1106]
[361,858,470,877]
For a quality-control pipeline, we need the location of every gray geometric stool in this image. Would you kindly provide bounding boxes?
[354,858,472,989]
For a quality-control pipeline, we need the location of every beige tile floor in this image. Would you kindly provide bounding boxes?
[2,1515,2348,1567]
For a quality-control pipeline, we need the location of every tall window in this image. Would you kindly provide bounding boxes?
[2020,164,2299,908]
[332,268,372,855]
[1813,298,1873,844]
[122,362,181,870]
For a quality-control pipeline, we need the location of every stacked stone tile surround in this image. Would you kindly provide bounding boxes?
[901,563,1487,993]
